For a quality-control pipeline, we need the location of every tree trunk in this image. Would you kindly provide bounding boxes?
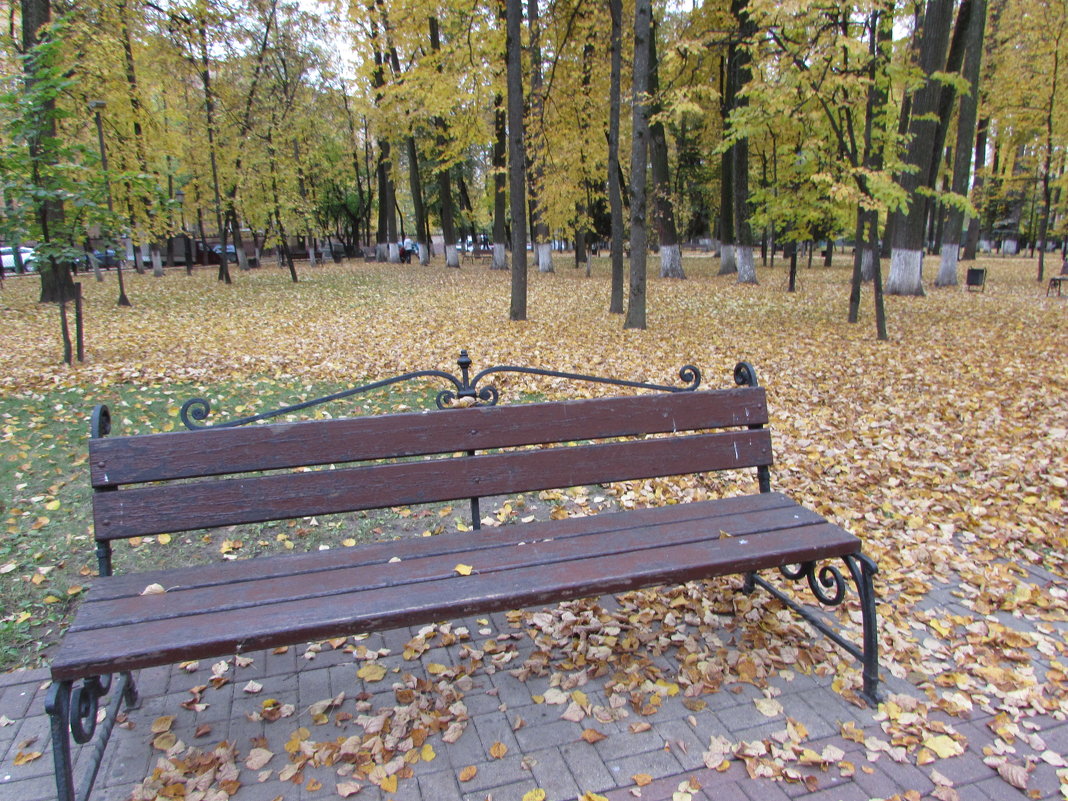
[608,0,625,313]
[506,0,527,320]
[406,137,429,266]
[624,0,652,330]
[887,0,955,295]
[731,0,757,284]
[963,116,988,260]
[526,0,553,273]
[938,0,987,286]
[492,91,509,271]
[648,19,684,280]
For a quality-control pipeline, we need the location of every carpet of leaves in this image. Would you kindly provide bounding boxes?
[1,254,1065,800]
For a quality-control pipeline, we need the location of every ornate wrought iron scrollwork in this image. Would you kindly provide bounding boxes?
[779,561,847,606]
[179,349,702,429]
[734,361,759,388]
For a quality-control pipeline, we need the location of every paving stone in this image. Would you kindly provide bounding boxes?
[605,745,683,787]
[417,767,466,801]
[514,719,582,753]
[649,718,707,771]
[461,775,541,801]
[524,746,582,801]
[560,739,614,791]
[0,678,45,721]
[455,753,528,793]
[0,773,60,801]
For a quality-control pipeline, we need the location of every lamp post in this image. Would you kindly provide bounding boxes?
[89,100,130,306]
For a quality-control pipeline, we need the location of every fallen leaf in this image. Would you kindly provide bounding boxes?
[580,728,607,744]
[633,773,653,786]
[458,765,477,782]
[454,563,473,576]
[141,583,167,595]
[245,747,274,770]
[489,741,508,759]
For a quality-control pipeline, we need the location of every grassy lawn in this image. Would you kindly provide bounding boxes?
[0,253,1064,673]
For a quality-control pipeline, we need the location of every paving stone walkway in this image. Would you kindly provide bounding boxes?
[2,561,1064,801]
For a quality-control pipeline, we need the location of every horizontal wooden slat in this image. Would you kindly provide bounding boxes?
[89,388,768,486]
[74,500,829,630]
[93,429,772,540]
[86,493,799,602]
[52,499,858,680]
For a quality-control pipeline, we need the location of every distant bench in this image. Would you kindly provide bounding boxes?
[47,352,880,801]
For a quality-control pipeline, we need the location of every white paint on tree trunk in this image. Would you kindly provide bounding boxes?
[388,243,400,264]
[419,242,430,265]
[375,243,388,262]
[445,244,459,268]
[886,248,925,296]
[492,242,507,270]
[936,243,959,286]
[537,243,553,272]
[736,245,757,284]
[1002,238,1018,255]
[719,244,736,274]
[151,245,163,277]
[659,244,684,278]
[861,247,874,282]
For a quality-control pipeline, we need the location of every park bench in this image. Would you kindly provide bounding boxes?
[47,353,880,801]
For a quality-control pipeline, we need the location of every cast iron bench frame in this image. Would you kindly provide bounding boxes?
[47,352,880,801]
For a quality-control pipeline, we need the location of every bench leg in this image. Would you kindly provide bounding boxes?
[751,553,881,706]
[46,672,139,801]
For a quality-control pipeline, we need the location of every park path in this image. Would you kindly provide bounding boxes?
[1,558,1065,801]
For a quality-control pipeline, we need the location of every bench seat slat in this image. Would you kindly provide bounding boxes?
[86,493,801,602]
[90,389,769,486]
[93,429,773,540]
[71,501,833,631]
[51,499,857,680]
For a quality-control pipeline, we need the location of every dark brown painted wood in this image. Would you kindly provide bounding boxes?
[51,518,856,680]
[93,429,773,540]
[89,389,768,486]
[73,503,842,631]
[86,493,801,602]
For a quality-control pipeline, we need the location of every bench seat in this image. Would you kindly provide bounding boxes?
[52,492,857,681]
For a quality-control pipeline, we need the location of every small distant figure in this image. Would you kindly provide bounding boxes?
[400,236,415,264]
[1060,254,1068,275]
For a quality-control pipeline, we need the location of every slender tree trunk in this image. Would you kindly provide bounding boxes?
[648,19,684,280]
[492,91,509,271]
[887,0,955,295]
[197,18,229,284]
[963,116,988,260]
[625,0,652,330]
[938,0,987,286]
[718,52,736,276]
[731,0,757,284]
[506,0,527,320]
[526,0,553,273]
[608,0,625,313]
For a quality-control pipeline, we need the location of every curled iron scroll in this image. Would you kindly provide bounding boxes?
[177,351,704,430]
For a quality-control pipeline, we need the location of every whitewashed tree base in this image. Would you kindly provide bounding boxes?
[936,245,959,287]
[659,244,685,278]
[537,243,554,272]
[886,248,925,295]
[719,245,737,275]
[492,243,507,270]
[861,247,875,282]
[445,244,459,268]
[736,245,757,284]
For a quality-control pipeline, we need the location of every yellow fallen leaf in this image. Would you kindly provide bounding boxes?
[158,533,172,545]
[923,735,964,759]
[421,743,436,762]
[357,663,387,681]
[523,790,547,801]
[13,750,42,765]
[454,563,473,576]
[426,662,448,674]
[379,775,397,793]
[580,728,607,744]
[489,741,508,759]
[633,773,653,786]
[459,765,477,782]
[151,716,175,733]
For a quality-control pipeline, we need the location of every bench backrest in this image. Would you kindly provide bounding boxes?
[89,387,772,547]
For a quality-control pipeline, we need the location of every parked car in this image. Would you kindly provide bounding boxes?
[92,248,120,268]
[1,246,36,273]
[208,244,239,264]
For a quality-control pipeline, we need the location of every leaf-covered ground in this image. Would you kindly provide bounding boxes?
[0,254,1066,798]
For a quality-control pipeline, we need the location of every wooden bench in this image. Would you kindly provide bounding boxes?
[47,353,880,801]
